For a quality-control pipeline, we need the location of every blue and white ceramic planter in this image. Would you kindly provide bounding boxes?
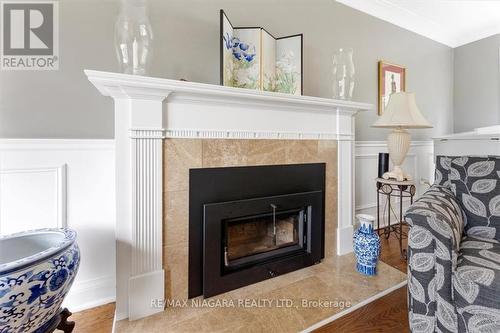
[0,228,80,333]
[353,214,380,276]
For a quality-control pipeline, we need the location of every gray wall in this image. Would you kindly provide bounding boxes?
[0,0,454,141]
[453,34,500,133]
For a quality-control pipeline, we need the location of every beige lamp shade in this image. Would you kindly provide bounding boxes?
[372,92,432,129]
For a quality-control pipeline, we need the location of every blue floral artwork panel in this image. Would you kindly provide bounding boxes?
[220,11,260,90]
[221,10,235,87]
[220,10,303,95]
[230,28,261,90]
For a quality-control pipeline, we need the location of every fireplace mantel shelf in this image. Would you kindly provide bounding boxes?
[85,70,372,114]
[85,70,372,141]
[85,69,372,321]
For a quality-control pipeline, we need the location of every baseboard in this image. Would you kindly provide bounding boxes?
[63,275,116,313]
[300,279,408,332]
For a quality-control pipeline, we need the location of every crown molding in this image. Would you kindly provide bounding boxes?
[336,0,500,48]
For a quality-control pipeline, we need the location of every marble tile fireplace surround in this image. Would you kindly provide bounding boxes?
[85,70,372,321]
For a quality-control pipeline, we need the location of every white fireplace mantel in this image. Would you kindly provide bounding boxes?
[85,70,373,321]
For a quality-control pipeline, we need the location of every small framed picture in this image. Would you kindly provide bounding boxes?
[378,61,406,115]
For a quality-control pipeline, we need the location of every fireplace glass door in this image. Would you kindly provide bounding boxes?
[223,208,306,269]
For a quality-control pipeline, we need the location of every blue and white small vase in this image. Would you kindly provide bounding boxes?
[353,214,380,276]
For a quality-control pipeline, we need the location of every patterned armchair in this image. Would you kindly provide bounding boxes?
[405,156,500,333]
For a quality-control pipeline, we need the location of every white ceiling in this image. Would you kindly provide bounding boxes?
[336,0,500,48]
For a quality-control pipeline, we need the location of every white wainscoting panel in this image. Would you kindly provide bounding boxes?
[0,139,116,312]
[355,141,434,229]
[0,165,67,235]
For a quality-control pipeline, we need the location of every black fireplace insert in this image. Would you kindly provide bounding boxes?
[189,163,325,298]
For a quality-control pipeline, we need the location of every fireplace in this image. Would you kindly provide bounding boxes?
[189,163,325,298]
[87,70,369,319]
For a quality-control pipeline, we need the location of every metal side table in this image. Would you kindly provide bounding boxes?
[376,177,416,260]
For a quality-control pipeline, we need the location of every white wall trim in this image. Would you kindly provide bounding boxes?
[164,129,352,141]
[85,70,373,113]
[355,140,433,147]
[0,139,115,150]
[0,165,67,233]
[335,0,500,47]
[0,139,116,314]
[354,140,434,229]
[63,275,116,313]
[336,0,451,45]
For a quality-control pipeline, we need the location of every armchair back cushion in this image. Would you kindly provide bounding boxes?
[446,156,500,241]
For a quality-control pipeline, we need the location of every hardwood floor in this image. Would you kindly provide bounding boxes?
[69,226,409,333]
[379,224,409,274]
[71,303,115,333]
[314,287,409,333]
[315,225,409,333]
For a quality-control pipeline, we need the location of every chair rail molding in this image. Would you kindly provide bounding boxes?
[85,70,373,321]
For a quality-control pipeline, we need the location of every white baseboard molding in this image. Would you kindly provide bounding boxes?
[300,279,408,333]
[63,275,116,312]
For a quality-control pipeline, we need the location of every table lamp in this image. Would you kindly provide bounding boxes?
[372,92,432,181]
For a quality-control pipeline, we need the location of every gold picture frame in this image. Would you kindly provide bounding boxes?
[378,61,406,115]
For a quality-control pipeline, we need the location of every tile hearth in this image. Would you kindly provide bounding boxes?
[116,254,406,333]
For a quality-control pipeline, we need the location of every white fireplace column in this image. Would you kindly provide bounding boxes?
[86,70,372,321]
[111,92,170,320]
[336,114,356,255]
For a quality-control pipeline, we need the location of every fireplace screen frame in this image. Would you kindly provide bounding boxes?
[189,163,326,299]
[223,207,307,270]
[203,191,322,298]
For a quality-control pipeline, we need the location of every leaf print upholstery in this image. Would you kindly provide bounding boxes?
[407,156,500,333]
[435,156,457,187]
[406,185,464,332]
[446,156,500,241]
[454,236,500,332]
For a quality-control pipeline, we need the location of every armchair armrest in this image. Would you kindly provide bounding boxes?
[405,185,464,333]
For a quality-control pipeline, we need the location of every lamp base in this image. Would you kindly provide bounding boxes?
[383,128,412,181]
[382,165,412,182]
